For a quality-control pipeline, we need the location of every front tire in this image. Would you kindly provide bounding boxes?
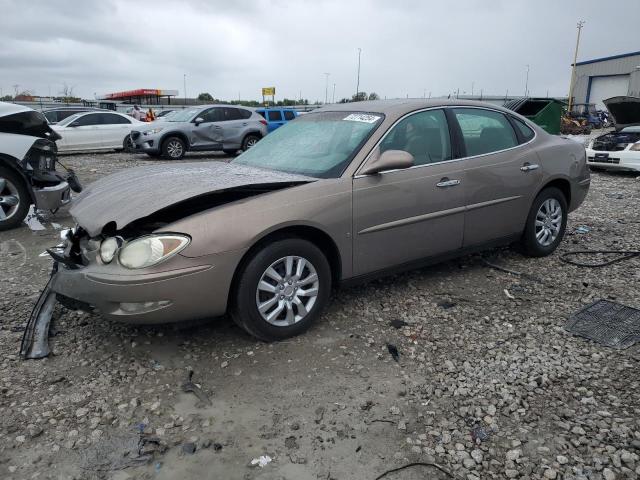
[122,134,135,153]
[241,134,260,152]
[162,136,186,160]
[521,187,568,257]
[231,238,332,341]
[0,166,30,231]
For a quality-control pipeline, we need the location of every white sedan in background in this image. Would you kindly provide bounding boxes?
[51,111,145,153]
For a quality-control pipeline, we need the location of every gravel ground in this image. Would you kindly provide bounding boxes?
[1,150,639,480]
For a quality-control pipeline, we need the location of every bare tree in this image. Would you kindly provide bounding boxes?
[59,83,76,100]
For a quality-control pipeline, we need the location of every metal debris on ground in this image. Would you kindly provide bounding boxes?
[250,455,272,468]
[20,270,57,359]
[575,225,591,234]
[181,369,212,406]
[386,343,399,362]
[389,319,408,329]
[566,299,640,349]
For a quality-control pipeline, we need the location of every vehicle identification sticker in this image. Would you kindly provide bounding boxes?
[343,113,381,123]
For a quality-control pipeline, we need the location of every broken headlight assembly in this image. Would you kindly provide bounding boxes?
[115,234,190,269]
[24,138,57,172]
[99,236,123,264]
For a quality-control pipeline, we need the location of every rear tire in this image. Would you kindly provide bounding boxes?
[231,238,331,341]
[241,134,260,152]
[162,136,186,160]
[0,166,30,231]
[520,187,568,257]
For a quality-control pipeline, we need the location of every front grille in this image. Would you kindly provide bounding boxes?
[588,156,620,164]
[592,142,628,152]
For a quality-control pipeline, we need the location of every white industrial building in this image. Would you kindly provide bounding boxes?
[572,51,640,110]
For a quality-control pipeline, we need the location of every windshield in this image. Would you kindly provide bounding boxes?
[233,111,383,178]
[165,108,199,122]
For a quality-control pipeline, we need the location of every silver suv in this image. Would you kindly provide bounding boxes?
[131,105,267,159]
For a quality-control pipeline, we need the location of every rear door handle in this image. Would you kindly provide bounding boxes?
[436,178,461,188]
[520,163,539,172]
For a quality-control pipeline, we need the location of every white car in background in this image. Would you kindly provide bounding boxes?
[51,111,145,153]
[586,126,640,172]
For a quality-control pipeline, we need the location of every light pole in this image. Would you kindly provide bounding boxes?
[332,83,336,103]
[525,64,530,97]
[567,21,585,114]
[323,73,330,104]
[355,47,362,100]
[471,81,474,96]
[183,74,187,106]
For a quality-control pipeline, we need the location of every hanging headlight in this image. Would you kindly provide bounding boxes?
[119,234,190,269]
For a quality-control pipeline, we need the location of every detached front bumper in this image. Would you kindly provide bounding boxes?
[33,181,71,211]
[49,250,243,325]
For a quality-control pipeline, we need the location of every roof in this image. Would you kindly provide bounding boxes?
[575,51,640,66]
[314,98,515,118]
[0,101,32,117]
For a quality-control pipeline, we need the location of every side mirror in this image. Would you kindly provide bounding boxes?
[359,149,414,176]
[69,121,80,128]
[194,117,204,126]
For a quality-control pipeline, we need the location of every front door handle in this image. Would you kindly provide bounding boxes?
[436,178,461,188]
[520,163,539,172]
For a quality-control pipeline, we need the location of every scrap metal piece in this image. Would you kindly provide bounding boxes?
[566,299,640,349]
[181,370,212,406]
[20,265,58,359]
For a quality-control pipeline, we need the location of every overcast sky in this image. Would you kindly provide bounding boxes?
[2,0,639,102]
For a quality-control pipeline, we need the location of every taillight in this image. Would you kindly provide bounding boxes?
[259,119,267,126]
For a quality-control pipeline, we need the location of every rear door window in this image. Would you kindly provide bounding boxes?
[284,110,296,121]
[74,113,102,126]
[380,109,452,166]
[100,113,130,124]
[453,108,518,157]
[268,110,283,122]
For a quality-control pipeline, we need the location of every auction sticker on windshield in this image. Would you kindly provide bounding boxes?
[343,113,381,123]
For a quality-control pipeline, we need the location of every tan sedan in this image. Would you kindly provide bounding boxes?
[47,100,590,341]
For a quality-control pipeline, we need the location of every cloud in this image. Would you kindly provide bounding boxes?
[1,0,639,101]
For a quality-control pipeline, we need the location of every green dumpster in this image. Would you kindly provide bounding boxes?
[503,98,564,135]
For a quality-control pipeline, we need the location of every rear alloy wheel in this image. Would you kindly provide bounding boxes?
[122,134,135,153]
[231,238,331,341]
[521,187,567,257]
[0,167,30,231]
[162,136,186,160]
[241,134,260,152]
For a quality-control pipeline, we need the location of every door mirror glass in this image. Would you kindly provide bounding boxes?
[194,117,204,125]
[69,121,80,128]
[360,149,414,175]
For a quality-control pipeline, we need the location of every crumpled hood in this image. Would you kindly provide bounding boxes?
[70,161,315,236]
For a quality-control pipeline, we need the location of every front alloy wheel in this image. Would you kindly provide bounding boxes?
[162,137,186,160]
[231,238,331,341]
[0,166,30,231]
[256,256,319,326]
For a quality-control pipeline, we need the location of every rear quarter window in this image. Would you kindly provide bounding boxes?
[268,111,283,122]
[512,117,535,142]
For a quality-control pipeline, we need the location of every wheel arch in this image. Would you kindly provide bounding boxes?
[229,224,342,304]
[535,177,571,206]
[160,131,190,151]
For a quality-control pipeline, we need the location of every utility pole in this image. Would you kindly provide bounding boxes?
[567,20,585,114]
[183,74,187,106]
[332,83,336,103]
[525,64,530,97]
[323,73,330,104]
[355,47,362,100]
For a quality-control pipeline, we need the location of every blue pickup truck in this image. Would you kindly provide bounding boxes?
[255,108,298,133]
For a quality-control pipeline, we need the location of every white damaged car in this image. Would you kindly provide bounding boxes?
[0,102,81,230]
